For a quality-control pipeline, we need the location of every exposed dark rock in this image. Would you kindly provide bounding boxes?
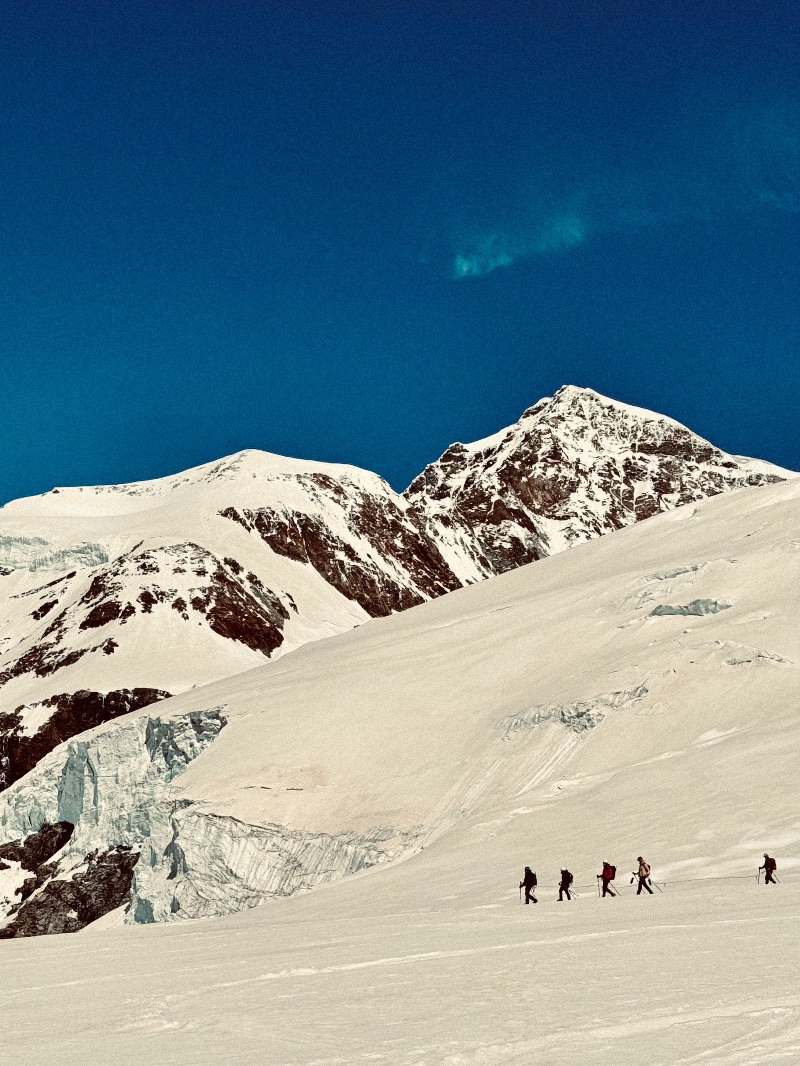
[11,571,77,599]
[219,505,249,531]
[219,480,461,619]
[80,599,127,629]
[0,847,139,938]
[0,821,74,869]
[31,600,59,620]
[0,640,88,687]
[137,589,158,613]
[0,688,171,791]
[405,386,787,579]
[188,563,287,655]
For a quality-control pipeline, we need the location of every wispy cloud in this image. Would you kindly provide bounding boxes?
[449,96,800,279]
[454,215,586,278]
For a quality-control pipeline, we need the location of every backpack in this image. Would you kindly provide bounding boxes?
[640,862,651,877]
[604,864,616,880]
[765,857,776,872]
[566,871,573,886]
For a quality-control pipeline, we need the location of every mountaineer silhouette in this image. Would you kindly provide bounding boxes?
[759,854,777,884]
[558,869,574,901]
[519,866,538,904]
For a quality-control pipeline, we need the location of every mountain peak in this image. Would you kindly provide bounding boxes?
[405,388,792,581]
[1,447,393,521]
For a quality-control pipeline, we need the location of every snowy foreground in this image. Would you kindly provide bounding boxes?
[0,476,798,1061]
[1,875,798,1065]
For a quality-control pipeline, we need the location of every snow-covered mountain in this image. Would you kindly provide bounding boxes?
[0,451,460,790]
[0,473,797,940]
[405,385,789,580]
[0,388,791,801]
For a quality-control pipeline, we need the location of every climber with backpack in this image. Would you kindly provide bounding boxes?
[519,866,538,904]
[759,854,778,885]
[597,861,617,897]
[558,868,574,901]
[633,856,653,895]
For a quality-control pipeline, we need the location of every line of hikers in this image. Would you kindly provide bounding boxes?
[519,854,779,903]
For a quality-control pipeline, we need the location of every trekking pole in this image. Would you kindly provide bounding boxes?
[650,879,664,894]
[597,877,601,898]
[757,869,761,884]
[519,885,522,904]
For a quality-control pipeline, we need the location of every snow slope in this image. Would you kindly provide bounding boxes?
[1,475,797,927]
[0,449,460,789]
[1,880,798,1066]
[0,388,791,798]
[0,476,798,1064]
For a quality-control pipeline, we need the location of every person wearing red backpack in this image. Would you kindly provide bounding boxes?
[597,861,617,897]
[760,854,778,884]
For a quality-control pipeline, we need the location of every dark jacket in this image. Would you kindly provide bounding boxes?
[520,867,537,888]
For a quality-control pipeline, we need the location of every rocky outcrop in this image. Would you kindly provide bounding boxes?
[0,819,74,871]
[405,386,788,581]
[0,687,171,791]
[0,542,292,692]
[0,845,139,938]
[220,471,460,618]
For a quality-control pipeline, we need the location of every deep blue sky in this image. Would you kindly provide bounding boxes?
[1,0,798,503]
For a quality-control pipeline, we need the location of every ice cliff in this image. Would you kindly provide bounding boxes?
[0,702,417,930]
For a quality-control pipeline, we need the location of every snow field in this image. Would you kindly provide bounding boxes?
[0,876,797,1065]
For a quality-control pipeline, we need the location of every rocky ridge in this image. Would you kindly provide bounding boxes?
[405,385,788,580]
